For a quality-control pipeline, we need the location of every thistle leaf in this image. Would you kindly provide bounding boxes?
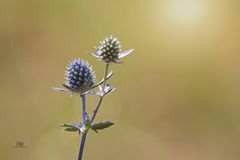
[112,59,123,64]
[91,121,114,132]
[88,52,101,59]
[60,122,83,132]
[62,84,79,92]
[64,127,79,132]
[52,87,76,94]
[118,49,134,59]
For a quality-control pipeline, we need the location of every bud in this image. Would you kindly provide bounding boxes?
[97,35,121,63]
[90,35,134,63]
[64,58,95,93]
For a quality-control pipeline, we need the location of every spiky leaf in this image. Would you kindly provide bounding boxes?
[60,122,82,132]
[91,121,114,132]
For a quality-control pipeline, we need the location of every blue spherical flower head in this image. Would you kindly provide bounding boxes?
[64,58,95,93]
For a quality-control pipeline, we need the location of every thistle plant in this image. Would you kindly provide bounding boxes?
[53,35,134,160]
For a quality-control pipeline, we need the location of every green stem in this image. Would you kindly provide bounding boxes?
[102,63,109,90]
[91,63,109,123]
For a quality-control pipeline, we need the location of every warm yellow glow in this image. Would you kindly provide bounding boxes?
[165,0,205,25]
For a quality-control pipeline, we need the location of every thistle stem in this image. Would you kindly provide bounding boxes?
[81,94,86,119]
[78,94,87,160]
[91,63,109,123]
[78,63,109,160]
[102,63,109,90]
[91,97,103,123]
[78,133,87,160]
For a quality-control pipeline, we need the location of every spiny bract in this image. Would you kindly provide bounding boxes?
[65,58,95,92]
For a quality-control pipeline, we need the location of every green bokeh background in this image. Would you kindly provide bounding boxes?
[1,0,240,159]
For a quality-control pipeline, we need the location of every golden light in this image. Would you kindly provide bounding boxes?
[165,0,205,25]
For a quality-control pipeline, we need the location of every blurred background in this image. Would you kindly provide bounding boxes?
[1,0,240,159]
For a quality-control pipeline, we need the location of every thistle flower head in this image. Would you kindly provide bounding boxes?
[64,58,95,92]
[90,35,134,63]
[97,35,121,63]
